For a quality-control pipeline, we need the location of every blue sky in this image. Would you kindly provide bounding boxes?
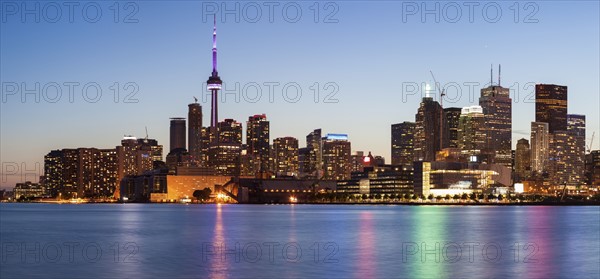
[1,1,599,189]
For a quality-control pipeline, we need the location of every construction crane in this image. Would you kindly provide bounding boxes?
[587,132,595,153]
[430,71,446,150]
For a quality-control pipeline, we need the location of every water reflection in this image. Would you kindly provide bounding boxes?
[524,207,556,279]
[209,204,227,279]
[0,204,597,279]
[355,211,376,278]
[410,207,447,278]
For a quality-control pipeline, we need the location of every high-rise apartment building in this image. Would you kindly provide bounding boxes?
[273,137,299,177]
[322,134,352,180]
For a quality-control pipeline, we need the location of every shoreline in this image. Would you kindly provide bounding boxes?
[2,201,599,206]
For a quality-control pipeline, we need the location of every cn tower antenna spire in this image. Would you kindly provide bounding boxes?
[207,14,223,139]
[212,14,218,76]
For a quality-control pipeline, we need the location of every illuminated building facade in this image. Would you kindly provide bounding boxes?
[246,114,270,174]
[208,119,242,176]
[273,137,299,177]
[536,84,568,133]
[531,122,550,174]
[444,107,462,148]
[413,161,497,197]
[44,147,119,198]
[391,121,415,166]
[566,114,586,185]
[304,129,323,178]
[337,165,414,196]
[351,151,366,173]
[44,150,63,197]
[322,134,351,180]
[480,84,512,168]
[457,106,487,160]
[13,182,45,199]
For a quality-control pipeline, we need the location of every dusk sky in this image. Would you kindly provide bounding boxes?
[1,1,599,189]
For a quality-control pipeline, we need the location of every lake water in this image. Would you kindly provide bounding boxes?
[1,204,598,278]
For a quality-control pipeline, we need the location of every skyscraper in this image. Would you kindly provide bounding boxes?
[444,107,462,148]
[591,150,600,187]
[188,102,203,164]
[322,134,351,180]
[207,16,223,145]
[208,119,242,176]
[246,114,270,174]
[515,138,531,181]
[414,97,447,162]
[44,150,63,197]
[480,73,512,168]
[391,122,415,166]
[561,114,586,186]
[457,106,488,160]
[169,118,186,152]
[531,122,550,174]
[305,129,323,178]
[535,84,567,134]
[273,137,299,177]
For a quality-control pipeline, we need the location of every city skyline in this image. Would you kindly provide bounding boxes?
[1,2,599,189]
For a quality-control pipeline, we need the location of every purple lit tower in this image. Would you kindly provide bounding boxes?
[207,15,222,144]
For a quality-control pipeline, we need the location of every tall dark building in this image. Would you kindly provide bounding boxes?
[591,150,600,187]
[444,107,462,148]
[414,97,447,162]
[305,129,323,178]
[246,114,270,174]
[169,118,186,152]
[535,84,567,133]
[44,150,64,197]
[199,127,211,165]
[515,138,531,181]
[480,75,512,168]
[188,102,203,164]
[391,122,415,166]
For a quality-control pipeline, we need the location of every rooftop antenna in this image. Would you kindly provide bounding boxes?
[498,64,501,86]
[490,64,493,86]
[145,126,149,142]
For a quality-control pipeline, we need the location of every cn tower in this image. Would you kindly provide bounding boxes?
[206,15,222,144]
